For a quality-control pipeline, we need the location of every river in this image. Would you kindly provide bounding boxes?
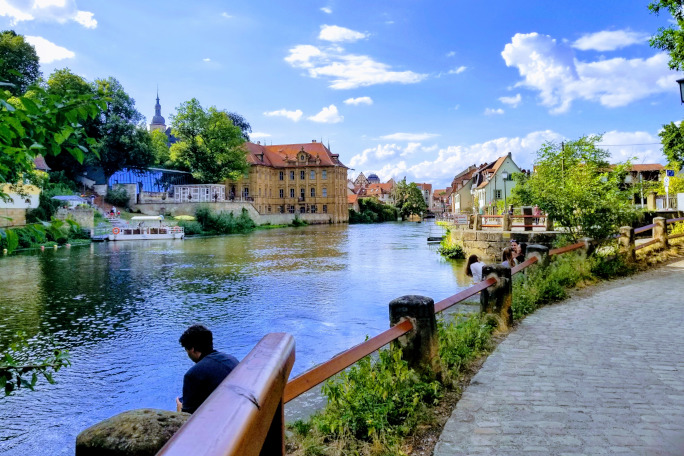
[0,221,475,455]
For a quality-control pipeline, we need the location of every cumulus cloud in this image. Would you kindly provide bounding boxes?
[321,7,332,14]
[250,132,272,139]
[597,130,664,164]
[380,132,439,141]
[202,58,211,62]
[285,42,427,89]
[572,30,649,52]
[25,35,74,63]
[448,66,467,74]
[344,96,373,105]
[502,32,674,113]
[446,51,456,57]
[263,109,303,122]
[499,93,521,107]
[484,108,504,115]
[221,12,232,18]
[349,144,401,168]
[0,0,97,28]
[319,25,367,42]
[308,104,344,123]
[400,142,438,157]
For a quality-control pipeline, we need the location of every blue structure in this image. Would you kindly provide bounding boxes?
[108,168,195,194]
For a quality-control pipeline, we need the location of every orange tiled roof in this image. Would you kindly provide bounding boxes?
[630,164,664,172]
[244,142,347,168]
[348,194,359,203]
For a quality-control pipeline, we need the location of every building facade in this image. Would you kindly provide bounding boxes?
[226,141,349,223]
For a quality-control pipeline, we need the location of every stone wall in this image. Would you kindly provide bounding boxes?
[448,227,557,261]
[131,201,336,225]
[0,208,26,227]
[55,207,95,229]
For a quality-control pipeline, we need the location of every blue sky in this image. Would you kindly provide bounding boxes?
[1,0,682,189]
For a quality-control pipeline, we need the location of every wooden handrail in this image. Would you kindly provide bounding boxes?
[634,223,656,234]
[434,277,497,313]
[511,256,538,275]
[666,217,684,224]
[635,238,659,250]
[549,241,585,256]
[283,319,413,403]
[158,333,295,456]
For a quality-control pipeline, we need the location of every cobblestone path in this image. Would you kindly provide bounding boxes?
[434,259,684,456]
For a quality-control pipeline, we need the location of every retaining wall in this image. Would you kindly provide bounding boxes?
[448,227,557,261]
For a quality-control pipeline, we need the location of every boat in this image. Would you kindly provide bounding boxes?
[108,216,184,241]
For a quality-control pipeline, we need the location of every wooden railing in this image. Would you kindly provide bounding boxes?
[163,216,684,455]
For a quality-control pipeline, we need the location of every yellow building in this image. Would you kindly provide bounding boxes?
[226,141,349,223]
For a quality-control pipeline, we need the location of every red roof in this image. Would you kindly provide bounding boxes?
[33,155,50,172]
[244,141,347,168]
[629,164,664,172]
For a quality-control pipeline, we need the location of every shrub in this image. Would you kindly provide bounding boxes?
[105,187,130,208]
[438,314,495,376]
[193,206,255,235]
[177,220,202,236]
[438,242,465,260]
[590,251,635,279]
[349,198,398,224]
[291,214,307,227]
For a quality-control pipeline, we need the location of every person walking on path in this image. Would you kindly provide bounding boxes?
[176,324,239,414]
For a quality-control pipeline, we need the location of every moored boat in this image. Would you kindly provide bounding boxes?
[108,216,184,241]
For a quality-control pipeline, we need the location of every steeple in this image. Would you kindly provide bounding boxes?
[150,87,166,132]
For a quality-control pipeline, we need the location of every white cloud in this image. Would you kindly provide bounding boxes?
[349,144,401,168]
[400,143,438,157]
[308,104,344,123]
[380,132,439,141]
[203,58,211,62]
[448,66,467,74]
[285,43,427,89]
[344,96,373,105]
[0,0,97,28]
[499,93,521,107]
[25,35,74,63]
[319,25,367,43]
[502,32,675,113]
[263,109,303,122]
[321,7,332,14]
[484,108,504,115]
[221,12,232,18]
[446,51,456,57]
[250,132,271,139]
[597,130,664,164]
[572,30,649,52]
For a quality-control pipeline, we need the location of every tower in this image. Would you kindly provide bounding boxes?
[149,89,166,132]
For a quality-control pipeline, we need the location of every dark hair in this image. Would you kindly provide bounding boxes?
[465,254,479,277]
[502,247,514,265]
[179,324,213,354]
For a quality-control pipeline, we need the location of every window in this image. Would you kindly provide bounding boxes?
[300,170,305,180]
[290,188,295,198]
[322,187,327,197]
[279,205,284,213]
[290,171,295,180]
[288,205,295,214]
[323,204,328,213]
[243,187,249,197]
[300,206,305,214]
[310,187,316,197]
[322,170,327,180]
[268,205,271,213]
[279,171,284,181]
[495,190,502,199]
[300,188,305,198]
[279,189,284,198]
[311,205,317,213]
[310,170,316,180]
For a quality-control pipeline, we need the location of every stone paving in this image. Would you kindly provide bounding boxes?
[434,259,684,456]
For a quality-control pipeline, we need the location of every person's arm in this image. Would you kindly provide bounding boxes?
[181,371,202,413]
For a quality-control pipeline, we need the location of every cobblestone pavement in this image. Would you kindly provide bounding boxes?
[434,260,684,456]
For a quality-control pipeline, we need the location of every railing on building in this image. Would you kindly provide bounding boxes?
[162,216,684,454]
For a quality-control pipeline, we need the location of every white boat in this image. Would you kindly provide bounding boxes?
[108,216,184,241]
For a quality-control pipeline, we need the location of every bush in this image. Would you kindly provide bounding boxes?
[177,220,202,236]
[437,242,465,260]
[291,214,307,227]
[438,314,495,376]
[193,206,256,235]
[349,198,398,224]
[590,251,635,279]
[105,187,130,208]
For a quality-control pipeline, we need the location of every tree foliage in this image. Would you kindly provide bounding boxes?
[150,128,171,166]
[519,135,636,243]
[392,178,427,219]
[0,30,40,96]
[649,0,684,70]
[227,112,252,141]
[658,120,684,165]
[170,98,248,183]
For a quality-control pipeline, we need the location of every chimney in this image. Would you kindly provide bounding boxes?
[257,141,260,145]
[312,139,316,143]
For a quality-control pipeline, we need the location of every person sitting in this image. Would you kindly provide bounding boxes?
[510,239,526,264]
[465,254,486,282]
[176,324,239,414]
[501,247,515,268]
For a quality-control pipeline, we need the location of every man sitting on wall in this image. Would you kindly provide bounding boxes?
[176,324,239,414]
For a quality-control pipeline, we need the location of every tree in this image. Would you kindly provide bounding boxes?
[393,178,428,219]
[658,121,684,165]
[0,30,40,96]
[170,98,248,183]
[227,112,252,141]
[150,129,171,166]
[520,135,636,243]
[649,0,684,70]
[92,77,154,182]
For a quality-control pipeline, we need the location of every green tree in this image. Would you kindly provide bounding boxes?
[520,135,636,243]
[507,172,533,207]
[649,0,684,70]
[227,112,252,141]
[149,129,171,166]
[0,30,40,96]
[170,98,248,183]
[393,178,428,219]
[658,121,684,165]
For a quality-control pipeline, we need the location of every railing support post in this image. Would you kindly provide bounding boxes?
[619,226,635,262]
[474,214,482,230]
[654,217,669,250]
[525,244,549,268]
[502,214,511,231]
[389,295,440,379]
[480,265,512,331]
[544,215,553,231]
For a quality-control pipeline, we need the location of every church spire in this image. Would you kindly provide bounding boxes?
[150,86,166,131]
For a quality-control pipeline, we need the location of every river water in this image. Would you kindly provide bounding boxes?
[0,221,475,455]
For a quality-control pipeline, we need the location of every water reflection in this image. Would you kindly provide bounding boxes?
[0,221,473,455]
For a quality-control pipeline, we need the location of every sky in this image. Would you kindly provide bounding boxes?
[1,0,683,190]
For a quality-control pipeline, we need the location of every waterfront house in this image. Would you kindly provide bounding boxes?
[449,164,480,214]
[471,153,522,212]
[0,156,49,228]
[416,183,433,211]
